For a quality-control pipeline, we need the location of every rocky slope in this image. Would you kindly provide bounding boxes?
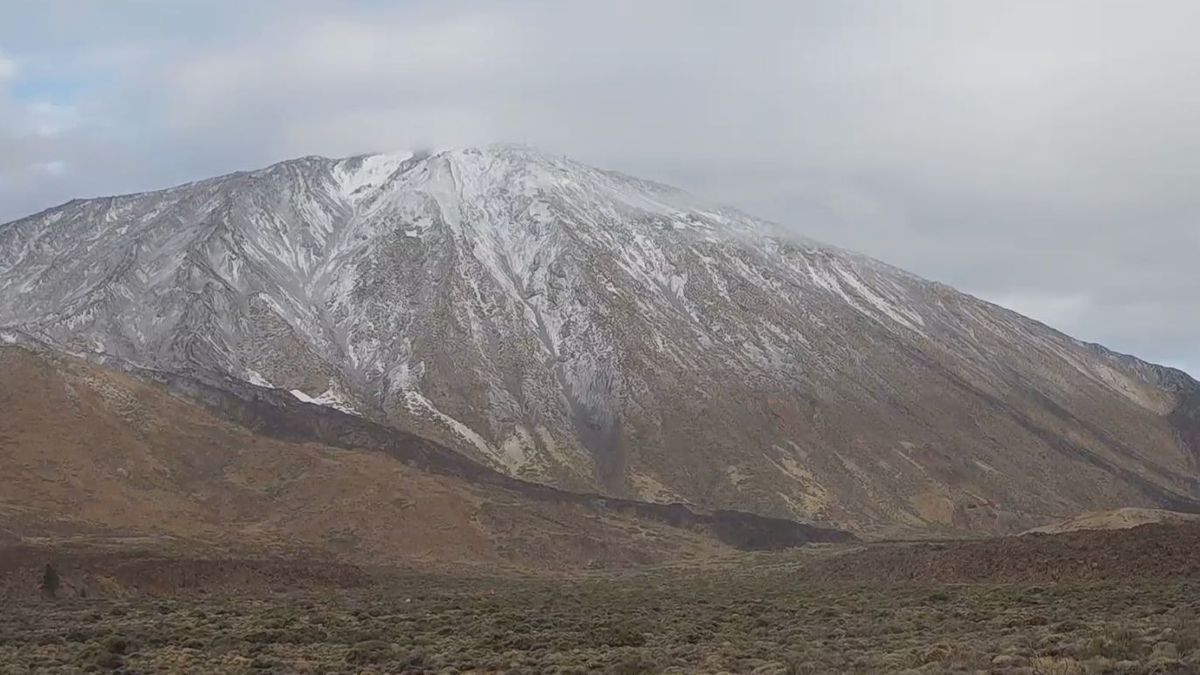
[1023,507,1200,535]
[2,144,1198,535]
[0,345,848,569]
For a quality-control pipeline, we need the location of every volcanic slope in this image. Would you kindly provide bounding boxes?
[2,145,1198,535]
[0,345,851,569]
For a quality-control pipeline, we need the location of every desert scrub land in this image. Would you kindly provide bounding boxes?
[2,571,1199,674]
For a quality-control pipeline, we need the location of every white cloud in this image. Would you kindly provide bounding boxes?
[31,159,66,176]
[978,291,1094,330]
[0,0,1197,374]
[26,102,77,138]
[0,50,14,81]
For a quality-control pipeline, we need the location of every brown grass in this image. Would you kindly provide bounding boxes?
[2,565,1198,673]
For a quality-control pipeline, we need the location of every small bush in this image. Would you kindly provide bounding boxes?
[104,636,130,655]
[41,564,60,598]
[594,623,647,648]
[1030,656,1080,674]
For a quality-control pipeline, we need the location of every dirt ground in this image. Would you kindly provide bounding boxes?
[3,573,1198,673]
[4,524,1200,674]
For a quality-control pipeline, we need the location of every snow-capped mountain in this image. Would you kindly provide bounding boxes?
[3,144,1198,535]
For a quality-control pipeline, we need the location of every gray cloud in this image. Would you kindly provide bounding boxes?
[1,0,1197,373]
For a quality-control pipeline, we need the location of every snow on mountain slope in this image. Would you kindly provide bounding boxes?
[2,144,1199,535]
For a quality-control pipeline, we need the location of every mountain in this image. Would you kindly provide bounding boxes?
[2,144,1198,536]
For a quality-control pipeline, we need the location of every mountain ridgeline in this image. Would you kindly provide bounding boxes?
[3,144,1199,536]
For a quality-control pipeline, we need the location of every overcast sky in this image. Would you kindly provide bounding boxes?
[1,1,1197,375]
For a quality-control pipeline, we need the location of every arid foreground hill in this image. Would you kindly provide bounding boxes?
[0,344,849,571]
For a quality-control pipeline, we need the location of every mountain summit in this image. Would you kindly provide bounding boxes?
[3,144,1198,535]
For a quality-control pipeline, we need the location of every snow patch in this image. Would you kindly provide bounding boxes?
[289,384,359,415]
[403,390,500,465]
[333,152,411,202]
[832,262,925,333]
[243,369,273,388]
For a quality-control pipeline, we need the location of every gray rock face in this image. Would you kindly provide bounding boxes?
[3,144,1198,535]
